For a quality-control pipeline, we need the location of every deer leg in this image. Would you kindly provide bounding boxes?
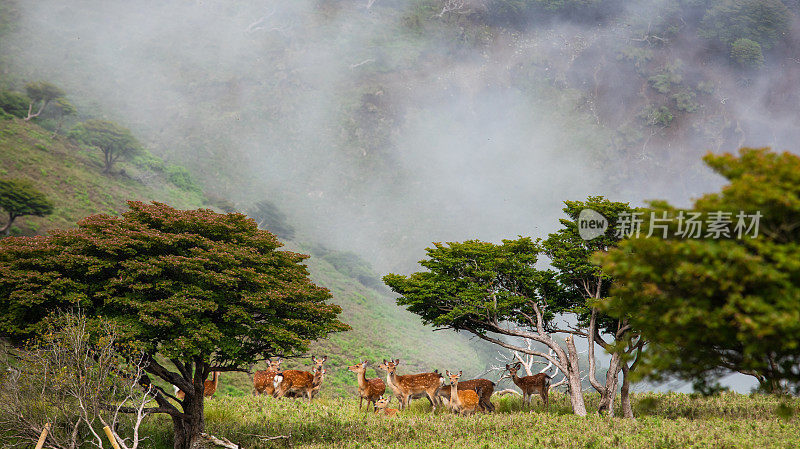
[359,396,363,410]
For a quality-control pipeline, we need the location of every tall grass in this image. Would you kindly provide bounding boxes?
[138,392,800,448]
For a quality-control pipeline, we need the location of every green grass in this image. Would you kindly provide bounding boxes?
[135,392,800,448]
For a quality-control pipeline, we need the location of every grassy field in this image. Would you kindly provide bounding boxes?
[136,392,800,449]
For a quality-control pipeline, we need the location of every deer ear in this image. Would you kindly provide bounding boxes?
[458,370,462,376]
[363,360,368,366]
[382,359,387,365]
[505,364,510,370]
[445,370,450,376]
[323,355,328,362]
[394,359,400,365]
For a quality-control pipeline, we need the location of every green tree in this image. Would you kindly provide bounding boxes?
[69,119,144,173]
[596,148,800,394]
[384,237,589,416]
[248,200,295,240]
[0,178,54,236]
[0,90,30,119]
[730,38,765,68]
[542,197,643,417]
[700,0,790,50]
[0,201,349,448]
[46,97,77,137]
[23,81,65,121]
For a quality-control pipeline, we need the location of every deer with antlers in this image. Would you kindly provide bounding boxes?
[506,362,550,410]
[348,360,386,411]
[374,396,400,417]
[436,376,495,412]
[273,355,327,402]
[253,358,282,396]
[445,370,481,416]
[378,359,443,412]
[174,371,220,401]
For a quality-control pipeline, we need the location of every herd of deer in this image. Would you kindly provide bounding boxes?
[175,356,551,416]
[247,356,550,416]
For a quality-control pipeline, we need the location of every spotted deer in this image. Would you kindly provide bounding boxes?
[378,358,443,412]
[506,362,550,410]
[253,358,282,396]
[348,360,386,410]
[374,396,399,417]
[273,356,327,402]
[436,377,495,412]
[174,371,220,401]
[445,370,480,415]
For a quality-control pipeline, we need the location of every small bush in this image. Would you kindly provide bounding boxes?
[672,89,699,112]
[730,38,764,68]
[165,164,201,192]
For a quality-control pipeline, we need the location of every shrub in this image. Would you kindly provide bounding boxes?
[165,164,201,192]
[0,90,30,118]
[730,38,764,68]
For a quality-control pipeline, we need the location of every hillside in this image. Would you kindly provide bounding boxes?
[0,116,494,396]
[0,118,207,235]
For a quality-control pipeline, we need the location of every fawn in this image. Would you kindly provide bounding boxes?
[348,360,386,410]
[175,371,220,401]
[379,359,443,412]
[374,396,400,417]
[253,358,282,396]
[506,362,550,410]
[274,355,327,402]
[436,377,495,412]
[445,370,480,416]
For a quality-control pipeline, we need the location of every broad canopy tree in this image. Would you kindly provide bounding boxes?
[24,81,65,121]
[596,148,800,394]
[0,201,348,449]
[383,237,590,416]
[0,178,54,236]
[542,197,643,418]
[69,119,144,173]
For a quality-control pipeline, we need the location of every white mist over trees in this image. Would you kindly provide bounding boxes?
[1,0,798,274]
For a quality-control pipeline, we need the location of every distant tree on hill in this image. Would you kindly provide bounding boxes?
[69,119,144,173]
[47,97,77,137]
[0,201,349,449]
[0,178,54,236]
[730,38,764,68]
[248,199,296,240]
[23,81,65,121]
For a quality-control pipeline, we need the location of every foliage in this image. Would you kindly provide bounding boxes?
[0,90,29,118]
[672,89,699,112]
[384,237,563,333]
[0,312,153,449]
[0,177,53,235]
[24,81,64,105]
[542,197,635,332]
[643,105,674,127]
[69,119,144,173]
[320,249,381,290]
[0,201,349,448]
[700,0,790,49]
[596,148,800,394]
[164,164,201,193]
[730,37,764,68]
[247,199,295,240]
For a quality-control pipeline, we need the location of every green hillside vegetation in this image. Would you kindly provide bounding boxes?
[137,393,800,448]
[0,118,206,235]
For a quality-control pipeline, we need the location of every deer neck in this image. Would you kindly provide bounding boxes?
[356,369,368,389]
[387,370,400,389]
[450,380,460,405]
[510,372,522,388]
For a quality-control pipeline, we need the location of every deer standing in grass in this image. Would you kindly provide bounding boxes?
[253,358,282,396]
[445,370,481,416]
[374,396,400,417]
[174,371,220,401]
[378,359,443,412]
[348,360,386,411]
[436,377,495,412]
[506,362,550,410]
[274,355,327,402]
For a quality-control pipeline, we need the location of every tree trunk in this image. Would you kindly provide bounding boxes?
[597,352,621,417]
[565,335,587,416]
[620,362,634,418]
[1,213,16,235]
[172,387,205,449]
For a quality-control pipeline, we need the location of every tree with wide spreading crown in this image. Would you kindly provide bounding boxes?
[0,201,349,449]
